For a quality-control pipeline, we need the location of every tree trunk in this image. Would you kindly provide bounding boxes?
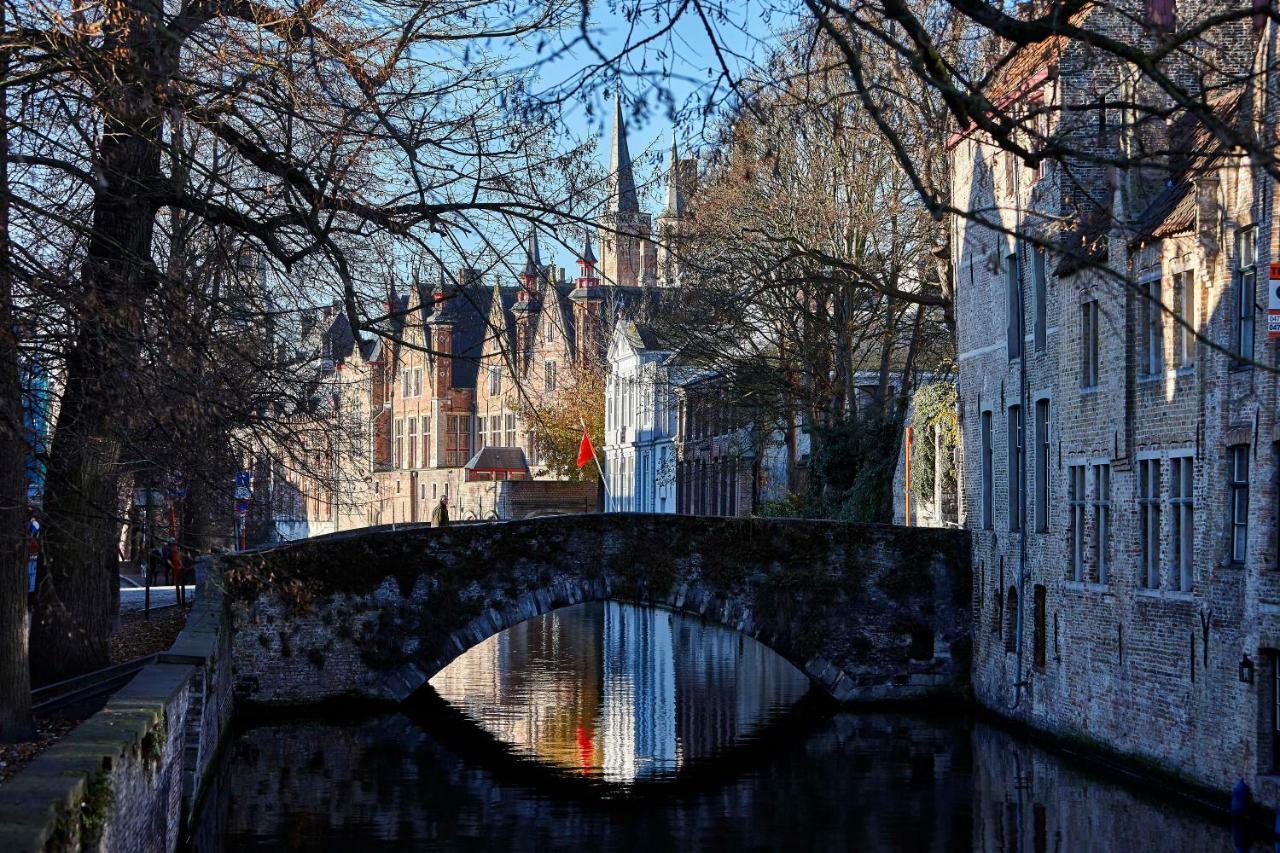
[0,0,35,738]
[31,0,171,683]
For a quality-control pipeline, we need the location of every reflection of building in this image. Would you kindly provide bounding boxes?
[601,602,676,779]
[429,601,808,783]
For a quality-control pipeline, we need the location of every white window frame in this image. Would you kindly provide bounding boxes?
[1092,462,1111,584]
[1169,452,1194,591]
[1068,464,1086,582]
[1138,456,1161,588]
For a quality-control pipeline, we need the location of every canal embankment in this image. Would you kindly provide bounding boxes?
[0,558,233,852]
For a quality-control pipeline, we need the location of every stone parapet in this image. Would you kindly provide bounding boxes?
[0,560,232,853]
[221,514,972,708]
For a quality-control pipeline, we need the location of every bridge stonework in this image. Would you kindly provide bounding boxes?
[220,515,971,705]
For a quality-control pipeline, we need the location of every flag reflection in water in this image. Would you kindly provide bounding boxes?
[428,600,811,783]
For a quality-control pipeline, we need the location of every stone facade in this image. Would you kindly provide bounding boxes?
[953,1,1280,803]
[220,515,971,708]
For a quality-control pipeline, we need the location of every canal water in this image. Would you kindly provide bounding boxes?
[192,601,1252,851]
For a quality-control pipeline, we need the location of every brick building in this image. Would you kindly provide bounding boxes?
[953,1,1280,803]
[261,94,680,527]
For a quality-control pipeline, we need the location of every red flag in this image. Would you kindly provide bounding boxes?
[576,429,594,468]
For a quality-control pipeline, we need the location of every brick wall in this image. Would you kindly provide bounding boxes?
[954,2,1280,804]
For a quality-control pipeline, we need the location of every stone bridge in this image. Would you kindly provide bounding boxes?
[219,514,971,705]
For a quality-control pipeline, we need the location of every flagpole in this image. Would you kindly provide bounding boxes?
[579,417,609,498]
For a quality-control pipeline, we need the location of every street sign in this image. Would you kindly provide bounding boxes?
[132,488,166,507]
[234,485,252,500]
[234,498,250,518]
[1269,263,1280,339]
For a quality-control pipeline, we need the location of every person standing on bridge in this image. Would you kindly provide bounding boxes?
[431,493,449,527]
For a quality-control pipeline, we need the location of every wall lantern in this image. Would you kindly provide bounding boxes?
[1239,653,1256,685]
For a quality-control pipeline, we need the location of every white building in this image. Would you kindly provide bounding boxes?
[603,321,679,513]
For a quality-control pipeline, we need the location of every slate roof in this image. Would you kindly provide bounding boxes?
[465,446,529,472]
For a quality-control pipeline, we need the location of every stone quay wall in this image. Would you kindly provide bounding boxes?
[0,561,233,853]
[221,514,971,707]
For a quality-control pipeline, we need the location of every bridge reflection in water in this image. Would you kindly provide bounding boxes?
[427,602,811,782]
[192,602,1245,852]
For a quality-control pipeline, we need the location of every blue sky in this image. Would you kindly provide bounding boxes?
[492,1,793,271]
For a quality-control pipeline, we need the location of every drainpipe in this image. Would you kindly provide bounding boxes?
[1011,148,1030,711]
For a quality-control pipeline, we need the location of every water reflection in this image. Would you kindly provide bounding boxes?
[190,599,1251,852]
[427,601,812,782]
[192,713,1247,852]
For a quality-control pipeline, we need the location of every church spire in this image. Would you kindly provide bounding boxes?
[521,227,542,280]
[607,92,639,215]
[661,135,684,219]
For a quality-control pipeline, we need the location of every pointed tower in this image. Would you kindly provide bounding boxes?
[656,135,686,287]
[598,93,656,288]
[570,234,605,365]
[513,227,542,374]
[426,266,459,399]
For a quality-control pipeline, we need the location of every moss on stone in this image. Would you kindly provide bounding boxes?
[78,765,114,848]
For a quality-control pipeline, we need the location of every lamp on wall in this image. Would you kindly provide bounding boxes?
[1239,653,1256,685]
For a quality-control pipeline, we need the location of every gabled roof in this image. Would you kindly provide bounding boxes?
[1130,89,1243,247]
[619,320,667,352]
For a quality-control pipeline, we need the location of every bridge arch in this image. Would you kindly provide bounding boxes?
[221,515,970,706]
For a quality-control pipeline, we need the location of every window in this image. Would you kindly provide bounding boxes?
[401,370,410,399]
[1236,227,1258,363]
[1007,251,1023,360]
[1008,405,1024,532]
[1139,458,1161,588]
[1230,445,1250,563]
[504,413,516,447]
[1035,400,1050,532]
[1271,651,1280,773]
[1171,456,1193,591]
[1093,464,1111,583]
[445,414,471,467]
[394,419,404,469]
[1033,585,1047,670]
[1142,278,1163,375]
[544,360,557,392]
[1174,270,1195,367]
[421,416,430,467]
[1068,465,1086,582]
[1081,300,1099,387]
[413,366,423,397]
[407,418,417,468]
[488,366,501,396]
[981,411,994,530]
[1032,246,1047,352]
[1145,0,1175,30]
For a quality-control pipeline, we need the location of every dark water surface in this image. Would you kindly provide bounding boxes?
[193,602,1247,851]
